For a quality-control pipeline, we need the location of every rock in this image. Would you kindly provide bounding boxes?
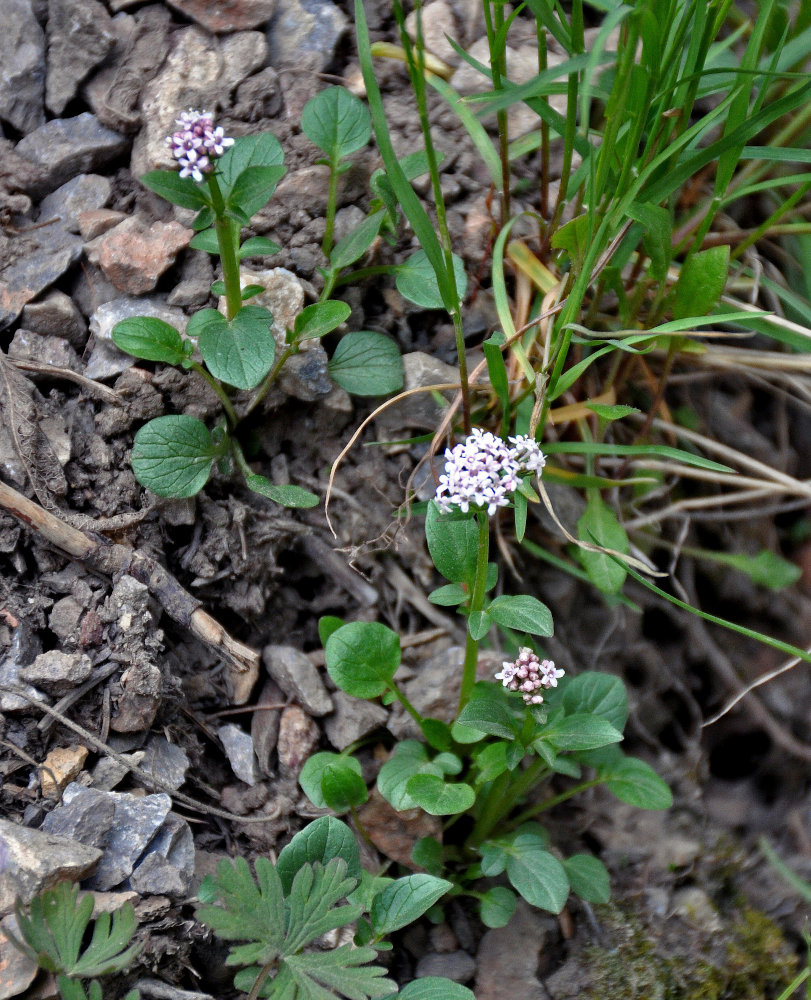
[672,887,723,933]
[375,353,460,436]
[139,735,189,792]
[324,691,388,751]
[14,114,130,199]
[164,0,277,32]
[218,724,261,786]
[86,296,188,379]
[416,949,476,983]
[233,66,283,120]
[357,788,443,868]
[0,0,45,133]
[19,650,91,695]
[8,329,81,372]
[85,216,192,295]
[40,745,89,798]
[129,812,194,897]
[131,27,267,177]
[276,706,319,776]
[266,0,348,70]
[166,250,214,308]
[405,1,460,66]
[262,645,333,717]
[251,680,283,777]
[475,900,551,1000]
[48,595,83,641]
[78,208,128,241]
[91,751,145,792]
[0,817,102,916]
[0,626,47,713]
[40,174,112,233]
[113,660,162,732]
[0,913,39,999]
[20,290,86,347]
[41,785,115,848]
[46,0,115,115]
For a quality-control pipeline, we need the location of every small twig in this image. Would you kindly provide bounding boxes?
[703,647,810,727]
[7,357,123,404]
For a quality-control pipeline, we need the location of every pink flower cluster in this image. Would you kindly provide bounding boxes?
[495,647,564,705]
[166,109,234,183]
[435,429,546,516]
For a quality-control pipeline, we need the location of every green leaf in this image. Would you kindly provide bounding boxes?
[576,494,629,594]
[425,501,478,586]
[420,719,453,752]
[377,740,441,810]
[318,615,345,647]
[563,855,611,904]
[370,875,452,936]
[467,609,493,641]
[302,86,372,162]
[325,621,401,698]
[189,228,221,254]
[559,672,628,732]
[411,837,444,876]
[482,333,510,428]
[328,331,403,396]
[329,209,386,270]
[478,842,508,877]
[300,752,362,810]
[427,583,468,606]
[455,683,520,740]
[140,169,208,209]
[671,245,730,321]
[395,250,468,310]
[604,756,673,810]
[227,164,286,219]
[239,236,281,258]
[241,284,266,301]
[112,317,187,366]
[585,402,641,422]
[487,594,554,636]
[294,300,352,341]
[626,202,672,282]
[550,214,590,269]
[472,742,512,784]
[539,714,623,752]
[405,775,475,816]
[700,548,802,591]
[322,761,369,813]
[396,975,473,998]
[245,474,319,508]
[217,133,285,191]
[504,833,570,913]
[479,886,517,928]
[131,415,218,498]
[189,305,275,390]
[276,816,362,894]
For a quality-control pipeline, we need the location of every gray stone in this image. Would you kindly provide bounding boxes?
[139,735,189,792]
[48,596,84,641]
[46,0,115,115]
[81,789,172,891]
[164,0,277,32]
[41,785,115,849]
[0,0,45,133]
[0,817,102,916]
[91,751,145,792]
[166,251,214,309]
[39,174,112,233]
[263,645,333,717]
[406,1,460,66]
[20,650,92,695]
[375,352,460,435]
[9,328,81,372]
[129,813,194,897]
[266,0,348,70]
[416,949,476,983]
[14,114,130,199]
[87,297,188,379]
[20,290,86,347]
[0,913,40,997]
[475,900,551,1000]
[324,690,388,751]
[218,724,261,786]
[251,680,283,777]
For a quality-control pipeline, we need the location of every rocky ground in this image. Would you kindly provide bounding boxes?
[0,1,810,998]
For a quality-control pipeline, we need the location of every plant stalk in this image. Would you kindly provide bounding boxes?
[189,361,238,427]
[207,173,242,321]
[458,511,491,710]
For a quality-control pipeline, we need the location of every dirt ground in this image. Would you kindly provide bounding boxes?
[0,1,809,997]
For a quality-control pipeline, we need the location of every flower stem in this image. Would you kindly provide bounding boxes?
[206,173,242,321]
[388,681,424,727]
[507,777,603,828]
[467,755,550,847]
[189,361,237,427]
[458,511,490,711]
[322,157,340,258]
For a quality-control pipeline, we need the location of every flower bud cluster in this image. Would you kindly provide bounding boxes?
[435,428,546,516]
[166,109,234,183]
[495,647,564,705]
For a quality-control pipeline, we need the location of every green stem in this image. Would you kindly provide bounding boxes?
[189,361,237,427]
[458,511,491,711]
[322,157,340,257]
[507,777,603,828]
[468,756,550,847]
[484,0,510,223]
[388,681,424,728]
[207,173,242,321]
[230,436,253,479]
[243,345,295,419]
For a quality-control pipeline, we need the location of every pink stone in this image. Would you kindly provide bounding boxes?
[164,0,276,32]
[85,217,192,295]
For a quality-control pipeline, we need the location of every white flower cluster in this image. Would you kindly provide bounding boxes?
[435,429,546,516]
[166,109,234,183]
[495,647,564,705]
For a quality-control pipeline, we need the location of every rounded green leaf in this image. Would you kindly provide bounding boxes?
[479,886,517,928]
[456,684,520,741]
[190,306,275,390]
[131,416,217,498]
[325,621,401,698]
[276,815,361,894]
[300,752,358,809]
[467,610,493,641]
[322,761,368,813]
[411,837,443,876]
[244,474,319,508]
[294,300,352,341]
[112,317,187,366]
[427,584,467,607]
[140,169,208,209]
[540,714,623,752]
[487,594,554,636]
[577,494,629,595]
[377,740,439,810]
[188,228,220,254]
[226,164,286,219]
[329,209,385,270]
[328,331,403,396]
[563,854,611,904]
[239,236,281,259]
[302,86,371,161]
[404,774,475,816]
[217,133,285,190]
[370,874,452,936]
[605,756,673,810]
[395,250,468,309]
[505,835,569,913]
[396,979,475,1000]
[425,502,478,586]
[318,615,345,647]
[560,672,628,732]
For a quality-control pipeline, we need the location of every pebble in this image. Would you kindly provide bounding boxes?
[46,0,115,115]
[113,660,163,733]
[8,329,81,373]
[218,724,261,786]
[165,251,214,309]
[164,0,277,32]
[324,690,388,751]
[0,0,45,133]
[41,785,116,849]
[86,296,188,379]
[475,900,551,1000]
[14,113,130,199]
[357,788,443,867]
[405,1,460,66]
[263,645,333,717]
[0,816,102,916]
[251,680,283,777]
[19,650,92,696]
[0,913,39,998]
[48,595,84,641]
[139,735,190,792]
[40,174,112,232]
[266,0,348,70]
[276,706,319,776]
[129,812,195,898]
[416,949,476,983]
[20,290,86,347]
[85,216,193,295]
[40,745,89,798]
[0,626,47,713]
[91,751,145,792]
[78,208,128,241]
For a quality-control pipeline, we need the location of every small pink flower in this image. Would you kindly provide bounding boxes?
[166,109,234,181]
[495,647,564,705]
